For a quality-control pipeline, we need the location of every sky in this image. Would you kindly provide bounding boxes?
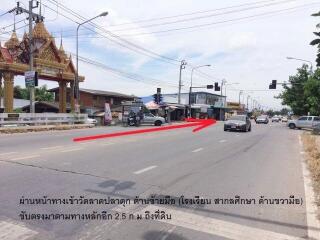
[0,0,320,110]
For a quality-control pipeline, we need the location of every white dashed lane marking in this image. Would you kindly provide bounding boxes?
[0,221,37,240]
[134,165,157,175]
[192,148,203,153]
[10,155,40,161]
[219,139,227,143]
[60,147,83,153]
[0,152,17,156]
[40,146,63,150]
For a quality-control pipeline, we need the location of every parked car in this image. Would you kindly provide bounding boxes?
[281,116,288,122]
[85,118,98,125]
[271,116,280,122]
[224,115,251,132]
[142,113,165,126]
[255,115,269,124]
[288,116,320,129]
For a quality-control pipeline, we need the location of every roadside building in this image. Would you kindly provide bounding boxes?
[162,92,227,120]
[48,87,136,124]
[226,102,246,118]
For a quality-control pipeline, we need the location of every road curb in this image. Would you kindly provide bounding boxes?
[298,134,320,240]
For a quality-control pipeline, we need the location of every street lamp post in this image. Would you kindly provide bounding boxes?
[286,56,313,73]
[75,11,108,112]
[189,64,211,116]
[224,82,239,98]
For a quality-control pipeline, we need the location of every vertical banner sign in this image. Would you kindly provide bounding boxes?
[104,103,112,125]
[25,71,35,88]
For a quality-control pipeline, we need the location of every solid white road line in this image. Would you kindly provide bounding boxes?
[140,205,302,240]
[133,165,157,175]
[219,139,227,143]
[40,146,63,150]
[60,148,83,153]
[100,142,115,146]
[192,148,203,153]
[10,155,40,161]
[298,135,320,239]
[0,152,17,156]
[0,221,37,240]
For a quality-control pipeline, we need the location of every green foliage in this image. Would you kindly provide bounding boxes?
[311,13,320,66]
[278,65,320,116]
[277,65,310,115]
[35,85,54,102]
[304,69,320,115]
[14,86,29,99]
[13,85,54,102]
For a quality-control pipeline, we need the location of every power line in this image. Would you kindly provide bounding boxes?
[69,52,187,89]
[116,2,320,37]
[42,0,181,66]
[109,0,296,32]
[106,0,280,27]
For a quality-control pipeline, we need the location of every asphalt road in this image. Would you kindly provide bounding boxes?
[0,121,314,240]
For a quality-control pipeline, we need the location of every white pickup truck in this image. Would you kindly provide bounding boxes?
[288,116,320,129]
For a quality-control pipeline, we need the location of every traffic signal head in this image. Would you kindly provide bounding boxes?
[207,85,213,89]
[214,82,220,91]
[269,80,277,89]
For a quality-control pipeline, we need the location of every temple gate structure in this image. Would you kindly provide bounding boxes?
[0,21,84,113]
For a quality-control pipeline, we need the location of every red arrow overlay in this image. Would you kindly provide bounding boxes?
[73,118,216,142]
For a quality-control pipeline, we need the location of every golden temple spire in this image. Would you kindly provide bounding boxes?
[4,31,20,49]
[59,34,65,52]
[33,22,51,40]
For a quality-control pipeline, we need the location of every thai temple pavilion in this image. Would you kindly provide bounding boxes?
[0,21,84,113]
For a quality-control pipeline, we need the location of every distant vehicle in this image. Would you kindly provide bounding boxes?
[224,115,251,132]
[288,116,320,129]
[85,118,98,125]
[271,116,280,122]
[142,113,165,126]
[281,116,288,122]
[256,115,269,124]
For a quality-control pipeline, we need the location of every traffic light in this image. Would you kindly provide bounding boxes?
[207,85,213,89]
[269,80,277,89]
[214,82,220,91]
[34,71,38,87]
[153,88,162,104]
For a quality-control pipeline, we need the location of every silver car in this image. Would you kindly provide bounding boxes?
[142,113,165,126]
[224,115,251,132]
[288,116,320,129]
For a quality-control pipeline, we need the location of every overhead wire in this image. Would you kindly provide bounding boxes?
[42,0,181,66]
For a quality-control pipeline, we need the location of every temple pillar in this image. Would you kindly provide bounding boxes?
[3,72,14,113]
[59,81,67,113]
[70,81,75,112]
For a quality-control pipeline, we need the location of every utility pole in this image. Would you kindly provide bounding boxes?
[13,1,43,113]
[238,90,243,104]
[178,60,187,104]
[28,0,34,114]
[246,95,250,111]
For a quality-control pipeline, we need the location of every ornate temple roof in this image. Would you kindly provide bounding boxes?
[4,31,20,49]
[33,22,51,40]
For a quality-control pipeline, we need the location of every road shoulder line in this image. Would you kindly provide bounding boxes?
[298,134,320,239]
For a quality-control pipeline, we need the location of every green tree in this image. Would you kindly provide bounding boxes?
[14,86,29,99]
[13,85,54,102]
[310,11,320,67]
[35,85,54,102]
[304,69,320,115]
[277,65,310,115]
